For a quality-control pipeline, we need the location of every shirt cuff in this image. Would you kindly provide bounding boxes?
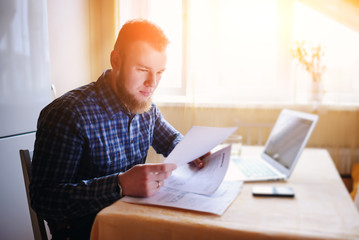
[116,173,123,198]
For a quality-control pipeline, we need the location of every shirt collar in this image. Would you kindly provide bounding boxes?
[96,69,131,117]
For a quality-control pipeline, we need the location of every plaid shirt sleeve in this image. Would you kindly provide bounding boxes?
[30,100,121,222]
[151,106,183,157]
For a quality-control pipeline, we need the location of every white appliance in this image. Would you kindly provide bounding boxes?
[0,0,52,239]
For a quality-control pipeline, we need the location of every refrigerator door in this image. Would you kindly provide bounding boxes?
[0,0,52,239]
[0,0,52,138]
[0,133,52,240]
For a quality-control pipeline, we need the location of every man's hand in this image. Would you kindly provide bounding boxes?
[118,163,177,197]
[190,152,211,169]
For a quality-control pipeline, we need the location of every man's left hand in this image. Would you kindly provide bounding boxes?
[190,152,211,169]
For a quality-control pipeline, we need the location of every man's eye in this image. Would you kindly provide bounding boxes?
[138,68,148,72]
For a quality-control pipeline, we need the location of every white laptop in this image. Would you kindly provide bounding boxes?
[231,109,318,182]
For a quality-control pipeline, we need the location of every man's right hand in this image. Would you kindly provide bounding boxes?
[118,163,177,197]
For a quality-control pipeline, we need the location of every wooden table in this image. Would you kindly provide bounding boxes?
[91,147,359,240]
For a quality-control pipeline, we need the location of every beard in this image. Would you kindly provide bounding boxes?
[114,70,153,114]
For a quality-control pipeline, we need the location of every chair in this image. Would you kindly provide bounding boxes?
[19,149,48,240]
[355,186,359,212]
[352,163,359,212]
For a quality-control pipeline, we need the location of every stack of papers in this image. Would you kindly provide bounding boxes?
[121,126,243,215]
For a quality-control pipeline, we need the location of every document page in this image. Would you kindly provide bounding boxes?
[121,181,242,215]
[164,126,237,166]
[121,126,242,215]
[165,145,231,195]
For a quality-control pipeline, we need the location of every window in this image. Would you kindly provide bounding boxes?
[187,0,288,105]
[118,0,359,106]
[119,0,184,97]
[292,1,359,105]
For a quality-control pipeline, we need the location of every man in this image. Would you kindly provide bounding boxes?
[30,19,205,239]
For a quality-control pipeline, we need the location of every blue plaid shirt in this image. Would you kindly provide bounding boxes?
[30,70,182,222]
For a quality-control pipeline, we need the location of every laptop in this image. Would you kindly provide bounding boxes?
[231,109,318,182]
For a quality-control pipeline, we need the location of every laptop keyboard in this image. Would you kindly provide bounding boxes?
[233,157,279,178]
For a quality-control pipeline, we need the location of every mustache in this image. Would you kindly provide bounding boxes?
[113,70,153,114]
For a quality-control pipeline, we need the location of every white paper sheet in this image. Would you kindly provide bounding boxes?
[165,145,231,195]
[121,181,242,215]
[164,126,237,166]
[121,126,242,215]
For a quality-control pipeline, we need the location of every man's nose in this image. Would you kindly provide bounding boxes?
[145,72,157,87]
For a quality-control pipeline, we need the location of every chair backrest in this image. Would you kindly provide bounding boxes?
[355,186,359,212]
[19,149,48,240]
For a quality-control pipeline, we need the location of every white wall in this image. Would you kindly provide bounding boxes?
[47,0,92,97]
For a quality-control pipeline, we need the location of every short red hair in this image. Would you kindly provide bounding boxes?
[114,19,169,56]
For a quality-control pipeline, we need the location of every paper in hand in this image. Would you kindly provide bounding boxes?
[164,126,237,166]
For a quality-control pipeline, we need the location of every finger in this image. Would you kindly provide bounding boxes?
[193,158,204,168]
[154,180,163,189]
[145,181,162,197]
[151,171,173,181]
[148,181,163,196]
[147,163,177,174]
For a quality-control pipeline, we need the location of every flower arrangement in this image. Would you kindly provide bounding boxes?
[291,40,326,82]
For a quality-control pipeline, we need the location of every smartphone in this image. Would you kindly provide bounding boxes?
[252,186,295,198]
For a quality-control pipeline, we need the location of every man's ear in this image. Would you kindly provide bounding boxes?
[110,50,122,69]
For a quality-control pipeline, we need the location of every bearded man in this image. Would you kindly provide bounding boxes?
[30,19,204,240]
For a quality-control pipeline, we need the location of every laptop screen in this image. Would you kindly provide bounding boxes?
[264,114,313,169]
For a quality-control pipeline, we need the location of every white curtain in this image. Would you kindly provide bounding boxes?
[118,0,359,107]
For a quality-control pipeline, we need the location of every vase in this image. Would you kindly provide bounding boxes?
[311,80,324,102]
